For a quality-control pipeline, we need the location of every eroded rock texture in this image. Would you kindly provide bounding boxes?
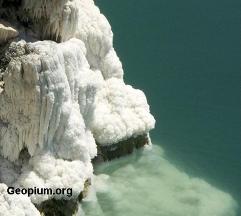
[0,0,155,214]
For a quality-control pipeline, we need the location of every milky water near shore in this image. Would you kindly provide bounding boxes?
[78,144,238,216]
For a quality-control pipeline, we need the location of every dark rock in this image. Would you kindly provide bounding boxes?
[37,199,77,216]
[36,179,91,216]
[93,134,149,163]
[0,0,22,21]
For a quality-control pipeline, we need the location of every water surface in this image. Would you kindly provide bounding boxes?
[92,0,241,214]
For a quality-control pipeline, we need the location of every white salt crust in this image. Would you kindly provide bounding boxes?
[0,0,154,213]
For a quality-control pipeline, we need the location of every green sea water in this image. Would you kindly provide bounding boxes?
[81,0,241,215]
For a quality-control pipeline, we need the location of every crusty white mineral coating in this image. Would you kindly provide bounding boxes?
[90,78,155,144]
[0,39,97,205]
[22,0,123,79]
[0,0,154,210]
[0,183,40,216]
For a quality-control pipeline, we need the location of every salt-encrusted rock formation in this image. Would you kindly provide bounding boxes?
[0,0,155,214]
[0,183,40,216]
[0,22,19,44]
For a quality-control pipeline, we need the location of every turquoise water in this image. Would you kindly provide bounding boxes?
[86,0,241,215]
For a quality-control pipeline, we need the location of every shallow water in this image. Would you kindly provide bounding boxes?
[80,144,238,216]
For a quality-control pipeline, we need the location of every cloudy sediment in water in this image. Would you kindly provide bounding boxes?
[80,145,238,216]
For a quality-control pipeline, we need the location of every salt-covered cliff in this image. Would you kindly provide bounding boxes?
[0,0,155,215]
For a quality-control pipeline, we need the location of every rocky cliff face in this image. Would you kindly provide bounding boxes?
[0,0,155,215]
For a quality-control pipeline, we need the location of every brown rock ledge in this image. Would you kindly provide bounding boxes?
[93,134,149,163]
[36,179,91,216]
